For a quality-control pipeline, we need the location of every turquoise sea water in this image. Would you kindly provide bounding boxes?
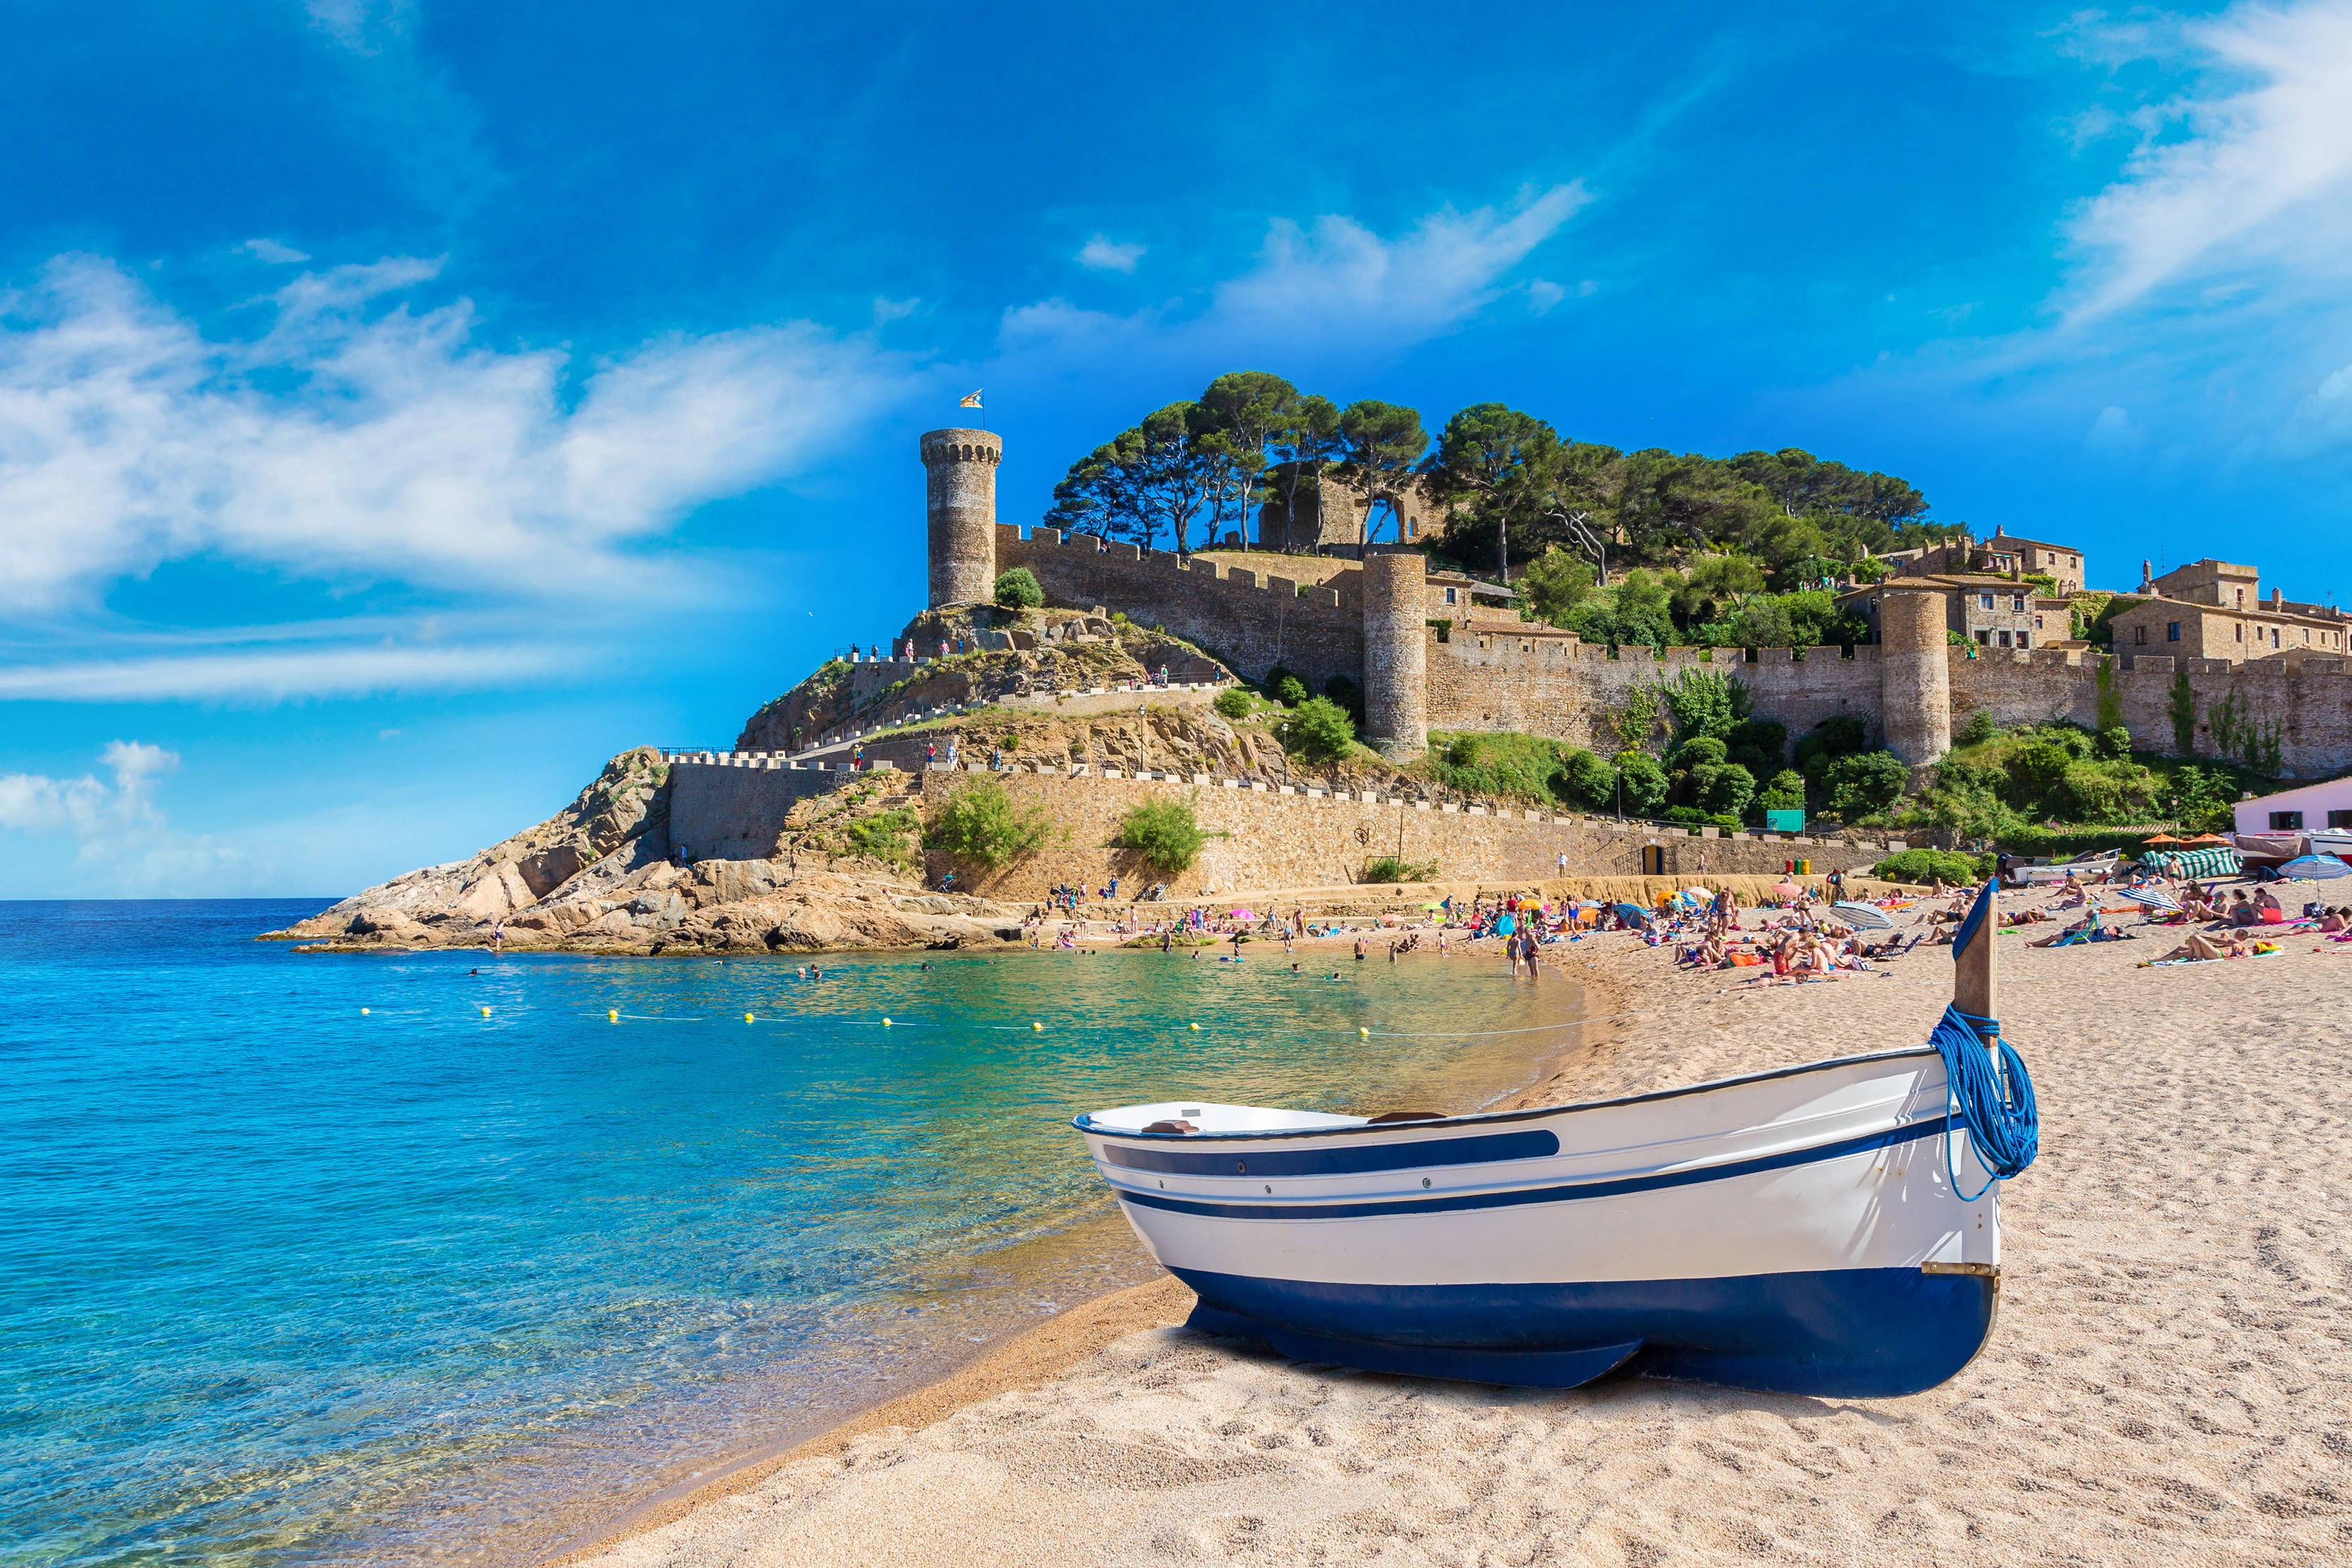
[0,901,1579,1567]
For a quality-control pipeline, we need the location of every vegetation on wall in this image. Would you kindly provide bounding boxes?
[1362,855,1439,883]
[925,778,1056,869]
[1113,795,1213,873]
[1873,847,1993,885]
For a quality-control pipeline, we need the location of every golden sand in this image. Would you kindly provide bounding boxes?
[567,898,2352,1566]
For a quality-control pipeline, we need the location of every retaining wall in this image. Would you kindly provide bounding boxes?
[666,758,864,861]
[914,766,1891,902]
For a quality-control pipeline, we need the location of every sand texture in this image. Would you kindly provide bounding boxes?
[574,903,2352,1566]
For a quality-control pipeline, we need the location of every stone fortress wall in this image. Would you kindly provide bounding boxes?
[940,429,2352,780]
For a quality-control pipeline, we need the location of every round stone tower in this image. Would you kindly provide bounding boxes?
[921,428,1001,608]
[1362,551,1429,757]
[1878,589,1952,766]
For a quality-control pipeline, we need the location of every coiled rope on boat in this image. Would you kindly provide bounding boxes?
[1929,1004,2039,1201]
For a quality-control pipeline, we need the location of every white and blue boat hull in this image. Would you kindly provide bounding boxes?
[1076,1047,2006,1395]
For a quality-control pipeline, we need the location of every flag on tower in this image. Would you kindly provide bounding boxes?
[959,389,983,408]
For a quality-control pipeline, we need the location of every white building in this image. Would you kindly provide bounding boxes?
[2234,776,2352,836]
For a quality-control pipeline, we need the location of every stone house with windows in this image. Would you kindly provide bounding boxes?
[1254,467,1450,552]
[1877,524,2087,595]
[1836,574,2073,652]
[2110,596,2351,663]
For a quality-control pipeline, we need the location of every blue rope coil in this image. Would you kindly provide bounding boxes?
[1929,1004,2040,1202]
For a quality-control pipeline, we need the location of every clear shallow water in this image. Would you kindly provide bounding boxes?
[0,902,1579,1567]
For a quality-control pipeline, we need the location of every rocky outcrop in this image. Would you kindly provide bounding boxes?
[261,746,1025,956]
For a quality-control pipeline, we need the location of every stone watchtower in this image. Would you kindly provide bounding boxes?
[1878,589,1952,766]
[1362,551,1429,757]
[921,428,1001,608]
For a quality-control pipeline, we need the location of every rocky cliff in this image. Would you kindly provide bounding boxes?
[261,747,1025,955]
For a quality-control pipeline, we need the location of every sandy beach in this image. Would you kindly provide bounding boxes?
[565,888,2352,1567]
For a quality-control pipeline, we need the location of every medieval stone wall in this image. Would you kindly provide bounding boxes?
[1950,647,2352,778]
[997,526,1365,687]
[1422,635,1888,754]
[916,766,1890,901]
[667,759,861,861]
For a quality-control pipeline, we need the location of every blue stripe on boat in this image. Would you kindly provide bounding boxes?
[1174,1263,1997,1396]
[1113,1115,1957,1220]
[1102,1127,1559,1177]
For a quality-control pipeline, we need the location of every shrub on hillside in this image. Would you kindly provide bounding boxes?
[1758,768,1806,812]
[1686,761,1757,820]
[2094,724,2132,760]
[2006,741,2073,802]
[1872,847,1990,886]
[1213,688,1251,720]
[1823,751,1909,821]
[925,777,1054,869]
[1957,708,1999,745]
[1612,750,1669,815]
[1553,749,1617,811]
[992,567,1044,609]
[1284,697,1357,760]
[1114,795,1210,873]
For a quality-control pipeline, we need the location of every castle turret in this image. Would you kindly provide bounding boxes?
[1878,588,1952,766]
[921,428,1001,607]
[1362,551,1429,757]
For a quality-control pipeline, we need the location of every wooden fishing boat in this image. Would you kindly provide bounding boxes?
[1073,885,2037,1395]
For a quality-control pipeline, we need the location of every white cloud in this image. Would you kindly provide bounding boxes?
[241,238,313,265]
[0,740,262,894]
[1004,185,1590,363]
[2085,403,2144,450]
[0,254,911,617]
[2063,0,2352,318]
[1526,279,1567,313]
[872,296,922,324]
[0,640,581,703]
[1077,235,1146,273]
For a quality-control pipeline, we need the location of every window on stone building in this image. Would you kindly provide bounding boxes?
[1975,629,1991,645]
[1997,630,2011,648]
[2011,595,2025,612]
[2034,615,2044,629]
[2271,811,2304,830]
[2135,626,2146,644]
[2234,623,2244,642]
[1978,593,1994,609]
[2167,623,2180,641]
[2018,632,2030,648]
[1444,586,1457,604]
[2272,628,2280,647]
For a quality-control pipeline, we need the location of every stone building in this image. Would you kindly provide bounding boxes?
[2110,596,2351,663]
[1835,574,2074,652]
[1254,467,1450,553]
[1878,524,2087,595]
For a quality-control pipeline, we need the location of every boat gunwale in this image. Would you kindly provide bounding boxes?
[1075,1043,1943,1143]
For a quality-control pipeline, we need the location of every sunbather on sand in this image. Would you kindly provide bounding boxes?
[2151,928,2255,963]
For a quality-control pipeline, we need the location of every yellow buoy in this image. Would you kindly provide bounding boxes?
[745,1012,755,1023]
[608,1009,619,1023]
[360,1007,370,1016]
[1032,1020,1044,1031]
[481,1006,491,1017]
[1359,1026,1371,1036]
[1189,1022,1200,1031]
[882,1017,894,1026]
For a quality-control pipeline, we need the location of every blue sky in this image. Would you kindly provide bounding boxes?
[4,0,2350,896]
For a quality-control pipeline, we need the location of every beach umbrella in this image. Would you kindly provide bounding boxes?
[2141,833,2183,845]
[1611,902,1650,928]
[1770,880,1804,899]
[1830,901,1897,930]
[2118,887,2182,912]
[2280,854,2352,881]
[2184,833,2233,845]
[1229,909,1256,920]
